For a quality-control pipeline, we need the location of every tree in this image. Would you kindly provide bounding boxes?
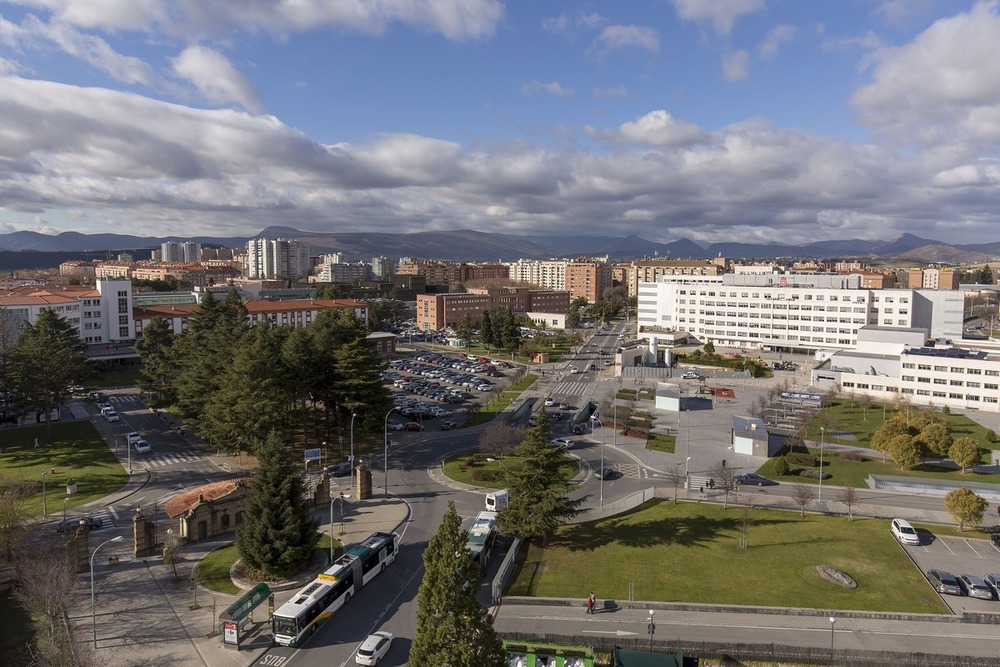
[703,341,715,355]
[498,416,586,545]
[887,433,922,469]
[480,310,494,352]
[790,484,816,517]
[0,308,24,398]
[836,486,858,521]
[949,437,982,474]
[709,462,736,509]
[917,421,952,458]
[478,422,518,459]
[9,308,92,442]
[0,477,31,562]
[365,298,408,332]
[134,315,175,406]
[665,465,685,504]
[236,432,318,578]
[944,487,987,532]
[408,502,506,667]
[857,393,873,420]
[456,314,476,348]
[736,492,756,551]
[976,264,994,285]
[870,415,911,462]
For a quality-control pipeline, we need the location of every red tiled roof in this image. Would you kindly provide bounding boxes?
[164,477,253,518]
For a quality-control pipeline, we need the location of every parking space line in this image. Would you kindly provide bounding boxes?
[964,539,987,559]
[940,539,957,555]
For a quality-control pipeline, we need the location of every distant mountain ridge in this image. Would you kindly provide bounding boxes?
[0,228,997,268]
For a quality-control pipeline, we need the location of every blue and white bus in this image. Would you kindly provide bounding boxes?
[272,531,398,647]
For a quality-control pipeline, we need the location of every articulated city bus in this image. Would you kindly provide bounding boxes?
[272,531,397,647]
[465,510,498,572]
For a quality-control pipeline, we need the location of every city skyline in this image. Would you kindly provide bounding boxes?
[1,1,999,245]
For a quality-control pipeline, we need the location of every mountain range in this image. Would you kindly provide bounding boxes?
[0,228,998,267]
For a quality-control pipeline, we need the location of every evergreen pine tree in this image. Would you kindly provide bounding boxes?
[480,310,494,351]
[134,315,175,406]
[10,308,92,442]
[408,502,506,667]
[498,411,587,545]
[236,431,319,578]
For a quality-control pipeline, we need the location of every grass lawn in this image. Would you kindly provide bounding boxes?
[0,421,129,518]
[442,450,579,489]
[645,432,675,454]
[0,591,34,667]
[90,367,143,388]
[509,499,949,614]
[198,535,344,595]
[463,374,538,428]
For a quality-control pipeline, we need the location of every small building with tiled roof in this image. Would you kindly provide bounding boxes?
[164,477,254,542]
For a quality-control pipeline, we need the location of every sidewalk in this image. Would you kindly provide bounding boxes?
[71,494,409,667]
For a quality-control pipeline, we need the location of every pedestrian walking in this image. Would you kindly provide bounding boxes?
[587,592,596,615]
[708,478,715,490]
[698,486,704,501]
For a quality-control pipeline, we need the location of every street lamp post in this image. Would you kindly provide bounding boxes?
[41,471,49,518]
[383,408,394,497]
[647,609,655,650]
[819,426,825,504]
[91,535,123,648]
[591,415,604,509]
[63,496,69,523]
[350,412,357,468]
[829,616,836,662]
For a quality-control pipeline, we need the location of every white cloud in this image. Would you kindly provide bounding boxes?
[852,1,1000,144]
[612,110,704,147]
[7,0,505,41]
[592,84,628,98]
[171,45,261,112]
[541,12,605,35]
[875,0,936,26]
[521,80,574,99]
[670,0,765,35]
[590,24,660,55]
[758,24,796,59]
[0,56,20,74]
[723,50,750,81]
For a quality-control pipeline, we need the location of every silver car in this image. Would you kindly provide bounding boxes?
[985,573,1000,597]
[927,569,962,596]
[959,574,994,600]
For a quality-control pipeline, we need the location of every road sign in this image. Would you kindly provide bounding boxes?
[304,448,322,462]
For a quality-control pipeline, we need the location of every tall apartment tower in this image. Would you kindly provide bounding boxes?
[246,238,311,279]
[161,241,203,264]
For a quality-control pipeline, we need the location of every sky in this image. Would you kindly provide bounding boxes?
[2,0,1000,247]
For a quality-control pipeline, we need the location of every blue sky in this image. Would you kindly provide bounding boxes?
[1,0,999,247]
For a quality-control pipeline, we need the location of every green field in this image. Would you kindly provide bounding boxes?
[0,421,129,519]
[510,499,950,614]
[442,449,579,489]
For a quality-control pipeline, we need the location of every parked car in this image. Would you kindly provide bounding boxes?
[959,575,994,600]
[681,371,701,380]
[927,569,963,596]
[735,473,775,486]
[985,573,1000,597]
[355,630,394,665]
[559,402,570,410]
[326,462,352,477]
[890,518,920,545]
[387,420,404,431]
[440,420,458,431]
[550,438,574,449]
[403,422,424,432]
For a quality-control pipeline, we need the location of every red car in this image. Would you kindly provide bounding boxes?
[404,422,424,432]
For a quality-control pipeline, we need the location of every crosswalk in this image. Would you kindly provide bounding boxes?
[548,381,593,397]
[136,450,204,469]
[108,395,141,408]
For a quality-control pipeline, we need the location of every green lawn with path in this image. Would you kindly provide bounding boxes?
[510,499,949,614]
[442,449,579,489]
[198,534,343,595]
[0,421,129,519]
[463,374,537,428]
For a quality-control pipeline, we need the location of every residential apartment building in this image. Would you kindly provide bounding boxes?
[907,267,960,290]
[161,241,202,264]
[246,238,311,280]
[59,261,99,279]
[316,261,371,283]
[397,260,509,288]
[370,256,391,280]
[566,260,612,303]
[506,259,568,290]
[134,298,367,336]
[636,272,963,353]
[415,287,570,331]
[624,259,725,297]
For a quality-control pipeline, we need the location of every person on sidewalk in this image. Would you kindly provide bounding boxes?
[587,592,595,615]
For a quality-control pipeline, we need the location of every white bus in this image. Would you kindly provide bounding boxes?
[272,532,398,647]
[465,511,498,572]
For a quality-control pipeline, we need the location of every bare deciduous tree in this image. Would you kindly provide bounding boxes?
[737,492,757,550]
[857,393,873,421]
[836,486,858,521]
[709,462,736,509]
[790,484,817,517]
[665,465,685,504]
[0,477,32,562]
[478,422,518,459]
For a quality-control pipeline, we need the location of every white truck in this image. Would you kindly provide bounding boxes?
[485,489,509,511]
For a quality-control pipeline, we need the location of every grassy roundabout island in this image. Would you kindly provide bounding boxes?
[509,499,950,614]
[441,449,579,488]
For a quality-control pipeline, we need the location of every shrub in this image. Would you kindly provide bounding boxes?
[798,468,831,480]
[786,452,817,467]
[838,451,865,462]
[472,453,493,462]
[987,429,997,443]
[471,469,502,483]
[465,456,477,469]
[773,457,790,476]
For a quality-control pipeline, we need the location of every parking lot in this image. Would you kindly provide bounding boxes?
[902,528,1000,614]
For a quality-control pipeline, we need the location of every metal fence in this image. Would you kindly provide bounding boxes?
[492,536,523,606]
[499,632,1000,667]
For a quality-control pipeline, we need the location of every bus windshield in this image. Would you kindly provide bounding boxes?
[273,616,298,638]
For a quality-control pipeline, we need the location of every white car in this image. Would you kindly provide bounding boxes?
[890,518,919,545]
[355,630,394,665]
[387,420,404,431]
[569,367,579,374]
[550,438,574,449]
[133,439,151,454]
[681,371,701,380]
[544,397,555,407]
[104,410,120,423]
[127,432,142,445]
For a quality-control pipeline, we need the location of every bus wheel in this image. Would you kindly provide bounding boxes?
[381,563,387,573]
